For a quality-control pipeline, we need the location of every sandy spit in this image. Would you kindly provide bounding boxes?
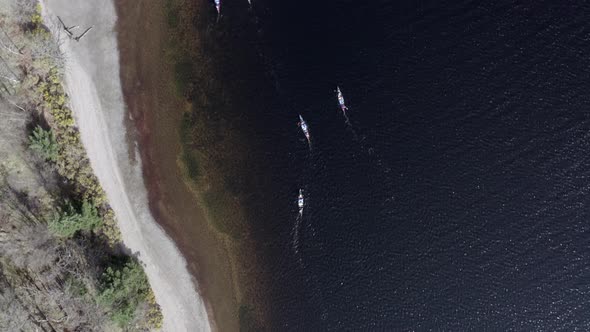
[39,1,212,331]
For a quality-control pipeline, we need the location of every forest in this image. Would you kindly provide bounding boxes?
[0,1,162,330]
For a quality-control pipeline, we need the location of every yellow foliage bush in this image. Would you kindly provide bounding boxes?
[30,6,42,26]
[145,291,164,329]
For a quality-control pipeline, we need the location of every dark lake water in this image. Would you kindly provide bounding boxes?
[213,0,590,330]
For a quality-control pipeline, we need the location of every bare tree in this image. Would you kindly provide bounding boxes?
[0,25,23,56]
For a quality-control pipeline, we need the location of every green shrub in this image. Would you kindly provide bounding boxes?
[98,260,151,327]
[29,126,58,162]
[49,200,101,237]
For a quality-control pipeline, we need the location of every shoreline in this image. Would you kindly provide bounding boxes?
[113,0,275,330]
[39,1,212,330]
[113,1,241,330]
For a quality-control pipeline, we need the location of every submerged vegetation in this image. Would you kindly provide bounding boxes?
[165,0,252,241]
[161,0,268,329]
[0,1,162,330]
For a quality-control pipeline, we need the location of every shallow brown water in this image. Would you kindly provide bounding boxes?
[113,1,245,330]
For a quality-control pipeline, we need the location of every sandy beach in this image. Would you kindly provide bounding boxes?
[40,1,212,330]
